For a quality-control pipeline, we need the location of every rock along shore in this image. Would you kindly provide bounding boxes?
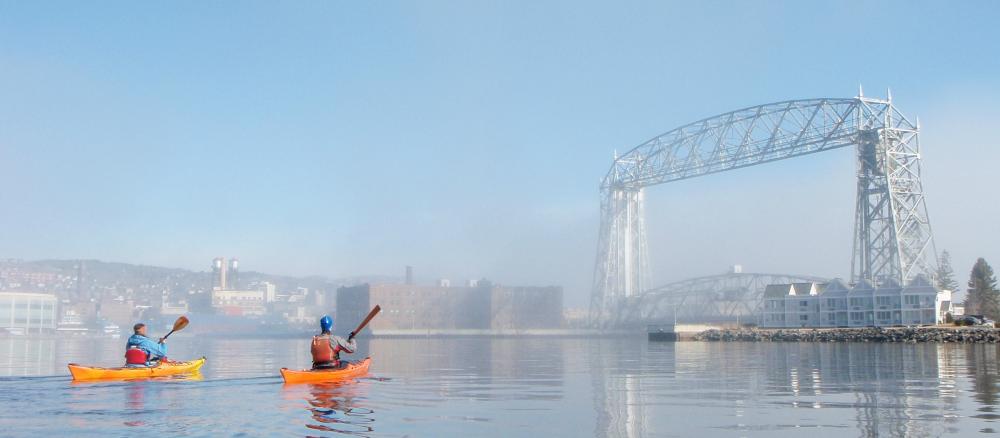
[694,327,1000,343]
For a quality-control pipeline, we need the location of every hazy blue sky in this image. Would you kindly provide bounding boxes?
[2,1,998,306]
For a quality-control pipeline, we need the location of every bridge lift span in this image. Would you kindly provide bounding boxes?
[591,91,937,327]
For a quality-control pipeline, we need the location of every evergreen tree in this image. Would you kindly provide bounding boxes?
[966,258,1000,320]
[937,250,960,292]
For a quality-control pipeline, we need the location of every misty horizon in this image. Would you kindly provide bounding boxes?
[3,2,999,308]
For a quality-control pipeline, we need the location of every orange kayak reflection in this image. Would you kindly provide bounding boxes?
[68,357,207,381]
[280,357,371,384]
[282,376,375,436]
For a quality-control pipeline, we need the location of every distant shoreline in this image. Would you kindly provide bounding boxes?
[694,326,1000,343]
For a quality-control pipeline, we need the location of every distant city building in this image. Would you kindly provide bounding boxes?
[284,306,313,325]
[761,276,943,328]
[160,292,189,316]
[57,304,91,335]
[211,289,265,316]
[490,286,564,330]
[98,296,136,328]
[0,292,58,334]
[262,281,276,303]
[58,300,97,333]
[0,268,61,290]
[437,279,451,288]
[337,283,563,333]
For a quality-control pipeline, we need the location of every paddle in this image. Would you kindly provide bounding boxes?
[159,316,190,343]
[349,305,380,340]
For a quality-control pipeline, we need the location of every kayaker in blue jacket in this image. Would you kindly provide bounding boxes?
[125,323,168,367]
[311,315,357,369]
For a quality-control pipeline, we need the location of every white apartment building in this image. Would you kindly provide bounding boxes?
[761,276,943,328]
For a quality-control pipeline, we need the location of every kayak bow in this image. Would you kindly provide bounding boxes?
[68,357,206,381]
[280,357,371,384]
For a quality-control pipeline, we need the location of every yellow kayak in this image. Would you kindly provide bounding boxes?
[280,357,371,384]
[68,357,206,381]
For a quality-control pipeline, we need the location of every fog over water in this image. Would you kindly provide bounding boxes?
[1,2,999,307]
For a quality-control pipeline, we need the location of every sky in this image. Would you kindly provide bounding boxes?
[1,1,999,307]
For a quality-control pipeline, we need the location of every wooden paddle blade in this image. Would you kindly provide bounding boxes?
[173,316,190,331]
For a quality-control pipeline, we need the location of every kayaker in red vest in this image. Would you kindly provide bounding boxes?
[312,315,357,369]
[125,323,168,367]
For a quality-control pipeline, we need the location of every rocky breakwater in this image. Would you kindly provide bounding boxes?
[694,327,1000,343]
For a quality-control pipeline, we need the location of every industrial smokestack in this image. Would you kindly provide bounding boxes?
[229,258,239,289]
[213,257,227,290]
[405,266,413,285]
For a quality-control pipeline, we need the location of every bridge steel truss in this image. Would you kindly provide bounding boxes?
[591,94,937,326]
[617,273,829,327]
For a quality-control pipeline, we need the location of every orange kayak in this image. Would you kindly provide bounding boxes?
[280,357,371,384]
[68,357,206,381]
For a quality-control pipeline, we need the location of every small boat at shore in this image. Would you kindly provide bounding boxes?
[280,357,371,384]
[68,357,206,381]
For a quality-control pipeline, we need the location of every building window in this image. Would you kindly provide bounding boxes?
[877,311,891,320]
[800,301,808,307]
[876,296,892,306]
[800,315,808,321]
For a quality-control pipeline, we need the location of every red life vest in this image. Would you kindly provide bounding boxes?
[125,347,148,365]
[311,335,343,366]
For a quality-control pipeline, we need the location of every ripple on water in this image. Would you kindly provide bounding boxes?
[3,338,1000,436]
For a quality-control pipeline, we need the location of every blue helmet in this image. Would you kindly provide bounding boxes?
[320,315,333,332]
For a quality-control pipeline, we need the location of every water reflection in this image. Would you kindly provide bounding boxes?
[590,338,657,438]
[592,341,974,438]
[967,344,1000,433]
[283,381,375,436]
[7,337,1000,436]
[759,343,960,437]
[0,338,56,376]
[369,337,564,402]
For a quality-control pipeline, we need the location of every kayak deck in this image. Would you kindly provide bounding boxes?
[281,357,371,384]
[68,357,206,381]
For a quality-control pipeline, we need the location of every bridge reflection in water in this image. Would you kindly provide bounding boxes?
[4,337,1000,436]
[589,341,997,437]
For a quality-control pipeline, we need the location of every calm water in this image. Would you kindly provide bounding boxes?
[1,336,999,437]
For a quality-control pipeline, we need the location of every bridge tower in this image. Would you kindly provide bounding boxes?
[851,94,935,286]
[590,93,937,327]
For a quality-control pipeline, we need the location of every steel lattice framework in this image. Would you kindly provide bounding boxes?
[591,93,937,326]
[616,272,829,327]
